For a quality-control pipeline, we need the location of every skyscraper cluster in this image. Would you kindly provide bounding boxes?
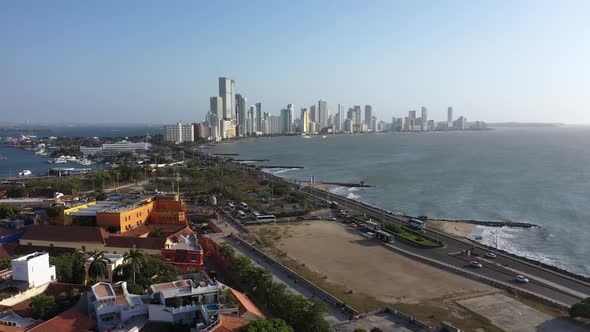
[162,76,483,143]
[392,106,479,132]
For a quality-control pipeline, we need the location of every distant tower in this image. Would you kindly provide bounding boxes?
[447,107,453,126]
[364,105,373,130]
[318,100,328,130]
[218,77,236,120]
[421,106,428,131]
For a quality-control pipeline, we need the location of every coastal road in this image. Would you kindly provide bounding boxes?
[299,184,590,306]
[246,168,590,307]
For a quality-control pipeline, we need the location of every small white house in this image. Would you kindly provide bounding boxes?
[11,252,56,288]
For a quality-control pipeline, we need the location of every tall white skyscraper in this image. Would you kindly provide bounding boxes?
[364,105,373,130]
[421,106,428,131]
[218,77,236,120]
[447,107,453,126]
[336,104,345,132]
[318,100,328,130]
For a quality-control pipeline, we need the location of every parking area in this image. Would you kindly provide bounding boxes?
[458,294,587,332]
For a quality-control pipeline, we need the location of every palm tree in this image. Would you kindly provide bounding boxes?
[123,246,146,283]
[87,250,110,284]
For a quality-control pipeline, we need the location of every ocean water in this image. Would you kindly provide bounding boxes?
[0,125,155,178]
[210,127,590,276]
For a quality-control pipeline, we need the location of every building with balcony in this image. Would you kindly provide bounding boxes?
[87,277,261,332]
[161,234,204,271]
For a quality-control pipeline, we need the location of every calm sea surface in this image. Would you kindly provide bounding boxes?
[210,127,590,276]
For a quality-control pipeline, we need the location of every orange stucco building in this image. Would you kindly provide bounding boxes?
[57,195,186,233]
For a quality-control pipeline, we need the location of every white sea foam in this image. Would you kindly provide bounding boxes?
[475,226,561,268]
[263,168,299,175]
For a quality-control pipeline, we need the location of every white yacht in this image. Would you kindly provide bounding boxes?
[19,170,32,177]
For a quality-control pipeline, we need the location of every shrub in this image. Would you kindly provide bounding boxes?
[570,298,590,319]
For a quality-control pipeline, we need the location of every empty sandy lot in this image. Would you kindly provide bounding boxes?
[254,221,492,304]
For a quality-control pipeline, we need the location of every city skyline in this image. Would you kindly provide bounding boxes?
[2,1,590,124]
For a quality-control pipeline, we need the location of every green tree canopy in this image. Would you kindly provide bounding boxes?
[31,295,56,320]
[0,204,20,219]
[241,318,294,332]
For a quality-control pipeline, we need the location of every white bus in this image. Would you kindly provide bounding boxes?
[375,230,395,243]
[255,214,277,223]
[364,220,381,231]
[408,218,425,230]
[236,210,247,220]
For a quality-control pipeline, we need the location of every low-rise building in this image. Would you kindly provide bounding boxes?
[161,234,204,271]
[11,252,56,288]
[58,195,187,233]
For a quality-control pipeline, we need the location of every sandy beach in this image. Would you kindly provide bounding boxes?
[426,220,476,239]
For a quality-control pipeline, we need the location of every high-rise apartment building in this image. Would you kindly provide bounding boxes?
[255,103,262,132]
[421,106,428,131]
[210,96,223,122]
[235,94,247,136]
[335,104,345,132]
[164,123,194,143]
[318,100,328,130]
[301,109,310,133]
[310,105,317,124]
[248,106,256,133]
[281,106,293,133]
[218,77,235,120]
[447,107,453,126]
[364,105,373,130]
[408,110,417,130]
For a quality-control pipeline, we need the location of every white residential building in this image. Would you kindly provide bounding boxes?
[164,123,194,143]
[89,279,248,332]
[11,252,56,288]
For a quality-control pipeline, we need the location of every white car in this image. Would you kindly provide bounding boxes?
[470,261,483,268]
[515,275,529,283]
[485,252,497,259]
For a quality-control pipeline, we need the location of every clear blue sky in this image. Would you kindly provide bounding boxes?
[1,0,589,124]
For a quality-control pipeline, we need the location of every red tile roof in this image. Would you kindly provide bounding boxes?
[208,314,248,332]
[117,224,150,237]
[21,225,110,244]
[26,308,95,332]
[105,236,166,251]
[229,288,265,319]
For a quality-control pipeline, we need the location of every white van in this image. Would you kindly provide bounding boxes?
[236,210,247,220]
